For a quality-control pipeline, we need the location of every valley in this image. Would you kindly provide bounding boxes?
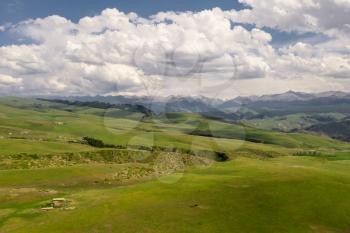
[0,96,349,232]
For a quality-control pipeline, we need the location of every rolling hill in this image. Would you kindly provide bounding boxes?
[0,97,350,233]
[305,118,350,142]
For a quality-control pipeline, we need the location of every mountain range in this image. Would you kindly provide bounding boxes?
[42,91,350,142]
[48,90,350,115]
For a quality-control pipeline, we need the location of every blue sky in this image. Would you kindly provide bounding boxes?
[0,0,241,45]
[0,0,245,23]
[0,0,318,46]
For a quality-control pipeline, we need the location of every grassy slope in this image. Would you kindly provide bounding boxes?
[166,113,349,150]
[0,157,349,233]
[1,97,350,232]
[242,114,318,131]
[0,139,93,155]
[0,97,349,158]
[242,113,346,132]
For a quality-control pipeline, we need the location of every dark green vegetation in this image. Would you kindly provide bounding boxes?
[0,97,350,233]
[230,93,350,142]
[243,113,350,142]
[305,118,350,142]
[82,136,117,148]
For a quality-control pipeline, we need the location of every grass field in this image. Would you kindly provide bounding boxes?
[1,97,349,156]
[242,113,346,132]
[0,97,350,232]
[0,157,350,233]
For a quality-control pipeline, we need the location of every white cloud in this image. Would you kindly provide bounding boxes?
[0,74,22,85]
[12,15,76,43]
[0,6,348,98]
[231,0,350,37]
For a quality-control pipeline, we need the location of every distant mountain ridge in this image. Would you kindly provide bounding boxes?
[40,91,350,142]
[43,91,350,116]
[229,91,350,104]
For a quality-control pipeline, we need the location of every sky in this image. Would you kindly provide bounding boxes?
[0,0,349,98]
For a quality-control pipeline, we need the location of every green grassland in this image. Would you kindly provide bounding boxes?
[242,113,346,132]
[0,157,350,233]
[0,97,350,232]
[0,97,349,156]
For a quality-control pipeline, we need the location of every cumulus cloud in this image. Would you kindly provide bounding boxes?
[0,5,349,98]
[231,0,350,36]
[0,8,275,97]
[0,74,22,85]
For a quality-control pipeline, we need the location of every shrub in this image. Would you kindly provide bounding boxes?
[215,152,229,162]
[83,137,114,148]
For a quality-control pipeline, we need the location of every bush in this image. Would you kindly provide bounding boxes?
[83,137,115,148]
[215,152,229,162]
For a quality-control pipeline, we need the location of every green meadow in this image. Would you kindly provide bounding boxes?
[0,97,350,232]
